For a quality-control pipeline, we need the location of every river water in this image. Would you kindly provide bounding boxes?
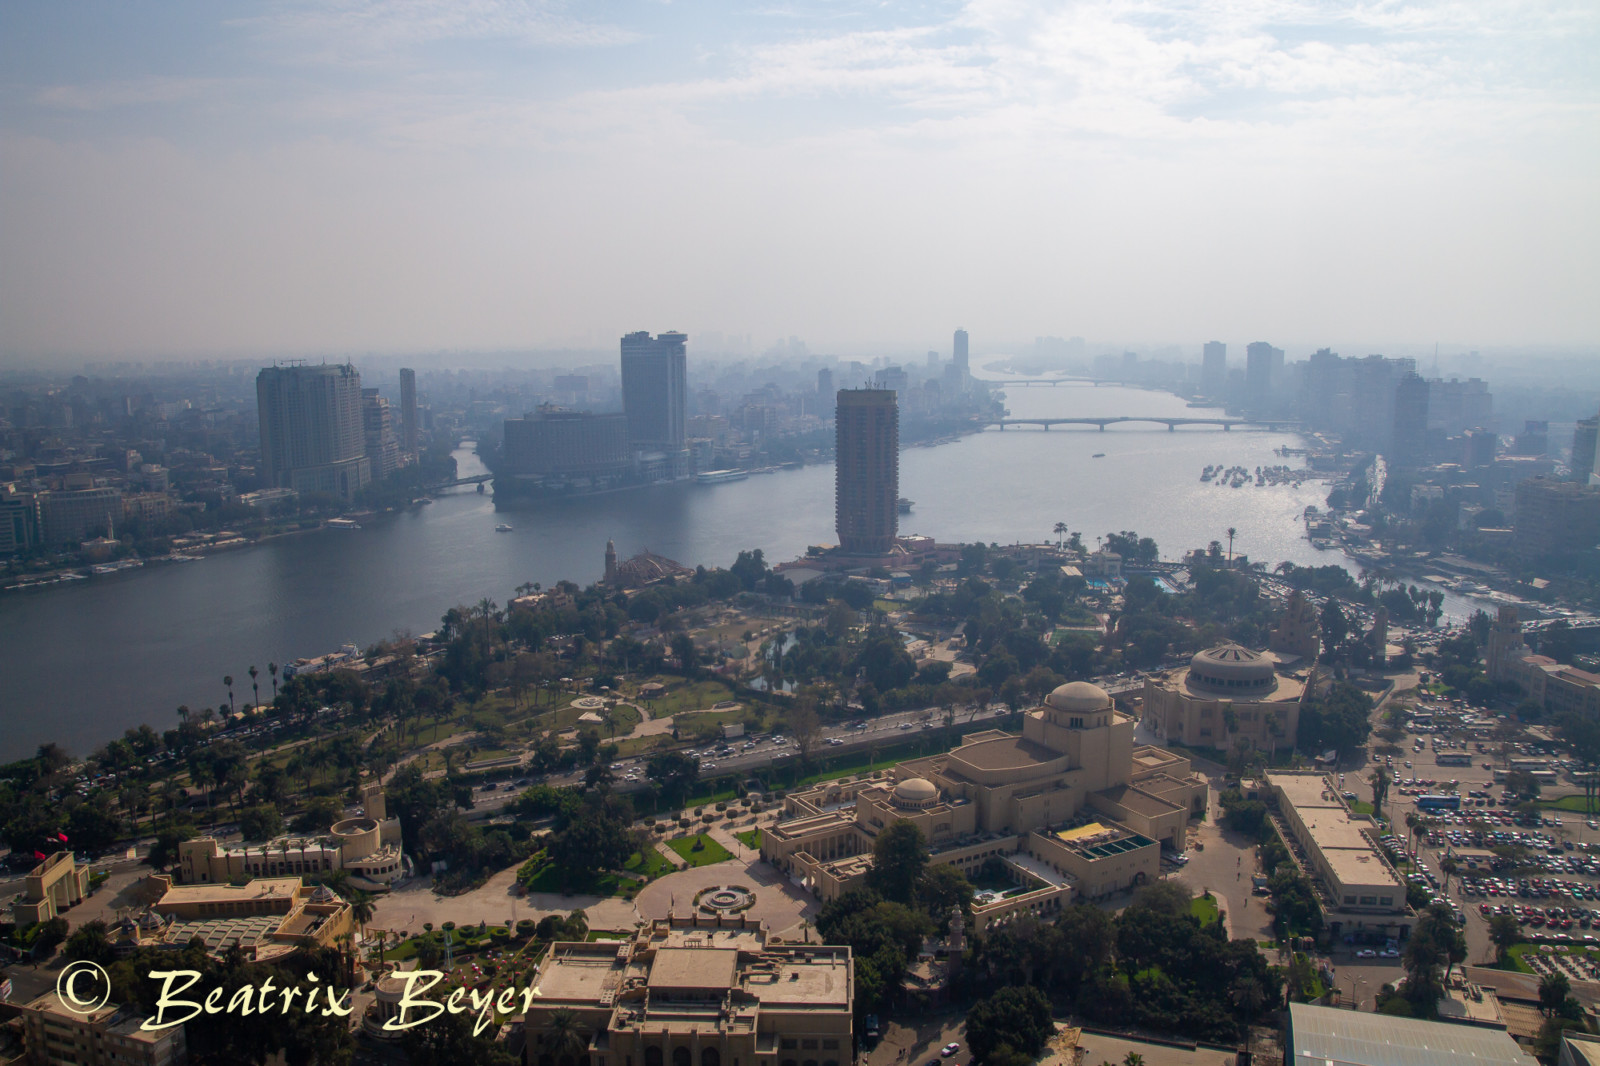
[0,380,1478,761]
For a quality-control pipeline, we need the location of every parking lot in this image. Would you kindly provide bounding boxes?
[1362,692,1600,970]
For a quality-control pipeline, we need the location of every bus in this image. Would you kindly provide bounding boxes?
[1417,794,1461,812]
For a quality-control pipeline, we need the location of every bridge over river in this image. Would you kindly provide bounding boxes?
[987,416,1303,431]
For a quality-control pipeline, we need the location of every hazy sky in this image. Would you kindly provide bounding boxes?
[2,0,1597,360]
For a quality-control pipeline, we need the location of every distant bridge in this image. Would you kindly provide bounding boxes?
[991,378,1124,386]
[443,473,494,486]
[985,416,1304,432]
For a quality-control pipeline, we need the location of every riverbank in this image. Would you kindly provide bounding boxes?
[0,390,1393,761]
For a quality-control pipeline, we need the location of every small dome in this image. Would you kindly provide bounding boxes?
[1044,681,1112,713]
[892,777,939,809]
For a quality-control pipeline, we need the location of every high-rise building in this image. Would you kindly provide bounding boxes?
[1463,427,1498,470]
[817,368,834,398]
[0,490,38,556]
[502,405,631,481]
[361,388,402,480]
[952,329,969,377]
[835,389,898,555]
[553,374,589,408]
[1201,342,1226,395]
[1513,476,1600,558]
[873,365,909,393]
[1572,418,1599,484]
[1389,372,1430,468]
[1514,420,1550,457]
[1244,341,1282,410]
[620,331,688,453]
[256,363,372,501]
[1426,377,1492,435]
[398,367,418,459]
[37,487,121,547]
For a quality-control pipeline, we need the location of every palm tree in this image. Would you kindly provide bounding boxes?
[268,662,279,703]
[1053,522,1068,549]
[546,1008,588,1062]
[1440,854,1459,898]
[1226,527,1238,564]
[1369,765,1391,817]
[349,889,376,940]
[248,665,260,710]
[176,705,190,728]
[223,676,235,715]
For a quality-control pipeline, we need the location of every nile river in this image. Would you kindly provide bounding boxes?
[0,381,1467,761]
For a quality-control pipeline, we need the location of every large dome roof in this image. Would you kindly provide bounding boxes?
[892,777,939,808]
[1044,681,1112,713]
[1187,644,1278,693]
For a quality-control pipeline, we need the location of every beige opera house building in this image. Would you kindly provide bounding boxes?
[760,681,1207,931]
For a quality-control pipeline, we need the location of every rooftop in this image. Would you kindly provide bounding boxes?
[1288,1002,1536,1066]
[650,948,739,991]
[949,735,1062,772]
[156,876,302,909]
[1095,784,1185,819]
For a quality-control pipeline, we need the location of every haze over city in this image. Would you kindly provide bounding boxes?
[2,0,1598,360]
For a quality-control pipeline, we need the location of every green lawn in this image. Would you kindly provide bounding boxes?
[608,704,643,733]
[1498,943,1600,974]
[1351,800,1376,816]
[625,849,676,880]
[517,848,665,897]
[638,679,741,717]
[734,828,762,850]
[1190,894,1221,926]
[667,834,734,868]
[1540,796,1600,813]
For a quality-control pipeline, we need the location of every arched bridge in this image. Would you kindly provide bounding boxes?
[986,417,1303,431]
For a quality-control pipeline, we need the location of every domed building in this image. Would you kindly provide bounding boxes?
[1141,642,1317,753]
[761,681,1207,930]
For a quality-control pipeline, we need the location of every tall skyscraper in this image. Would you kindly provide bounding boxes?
[952,329,969,377]
[256,363,371,501]
[399,367,418,459]
[620,331,688,453]
[1389,371,1430,469]
[1244,341,1282,410]
[361,388,401,480]
[835,389,899,555]
[1201,342,1226,395]
[1572,417,1598,484]
[817,368,834,398]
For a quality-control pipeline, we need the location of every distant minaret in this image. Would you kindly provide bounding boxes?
[604,538,618,585]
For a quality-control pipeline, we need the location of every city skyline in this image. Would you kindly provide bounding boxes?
[1,1,1596,359]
